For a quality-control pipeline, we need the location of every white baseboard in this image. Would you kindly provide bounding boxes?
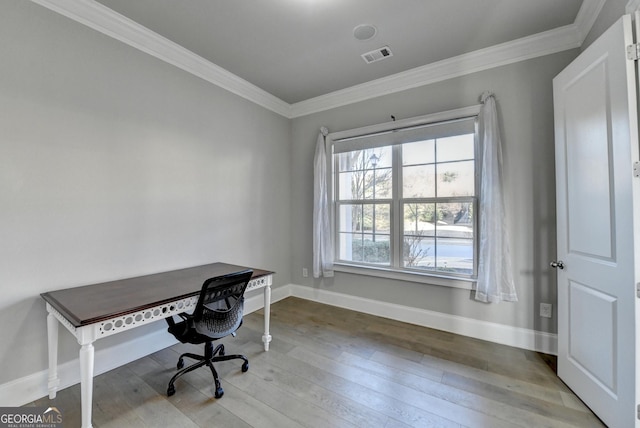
[244,283,291,313]
[0,328,178,407]
[288,284,558,356]
[2,282,554,407]
[1,285,291,407]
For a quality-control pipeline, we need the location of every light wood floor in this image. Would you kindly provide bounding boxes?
[30,297,604,427]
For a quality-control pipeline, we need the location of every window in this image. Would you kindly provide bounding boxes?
[332,110,479,282]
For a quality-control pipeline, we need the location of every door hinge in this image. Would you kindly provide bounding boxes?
[628,44,640,61]
[634,162,640,178]
[637,403,640,420]
[637,283,640,298]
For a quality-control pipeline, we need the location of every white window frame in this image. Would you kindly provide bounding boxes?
[328,106,481,290]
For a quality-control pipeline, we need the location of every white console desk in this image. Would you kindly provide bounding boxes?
[41,263,273,428]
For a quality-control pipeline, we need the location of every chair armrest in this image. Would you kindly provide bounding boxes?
[165,312,193,329]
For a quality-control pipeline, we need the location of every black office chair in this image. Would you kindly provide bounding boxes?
[165,269,253,398]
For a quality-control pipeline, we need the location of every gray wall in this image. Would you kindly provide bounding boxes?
[0,1,291,385]
[291,51,578,334]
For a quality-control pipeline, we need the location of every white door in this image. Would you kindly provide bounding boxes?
[553,14,640,428]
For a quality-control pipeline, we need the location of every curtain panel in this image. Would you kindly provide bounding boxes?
[313,128,334,278]
[475,92,518,303]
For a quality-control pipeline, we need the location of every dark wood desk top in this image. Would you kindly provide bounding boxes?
[41,263,273,328]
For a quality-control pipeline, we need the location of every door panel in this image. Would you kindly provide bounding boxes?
[564,60,613,260]
[553,14,639,428]
[568,280,616,393]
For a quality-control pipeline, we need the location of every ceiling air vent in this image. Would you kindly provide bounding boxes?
[361,46,393,64]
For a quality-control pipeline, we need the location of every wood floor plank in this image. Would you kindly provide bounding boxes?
[29,297,604,427]
[98,366,199,428]
[362,325,491,369]
[378,350,566,408]
[244,346,393,427]
[286,345,520,428]
[225,368,359,428]
[243,315,349,360]
[247,341,462,427]
[161,358,300,428]
[338,350,586,428]
[338,347,446,384]
[559,391,593,413]
[213,381,305,428]
[274,353,460,427]
[441,371,604,427]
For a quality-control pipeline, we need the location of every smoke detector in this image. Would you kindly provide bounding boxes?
[361,46,393,64]
[353,24,377,41]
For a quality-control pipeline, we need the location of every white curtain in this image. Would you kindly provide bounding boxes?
[313,127,334,278]
[476,92,518,303]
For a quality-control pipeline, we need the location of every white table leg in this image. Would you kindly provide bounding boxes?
[79,343,95,428]
[46,311,60,399]
[262,284,272,351]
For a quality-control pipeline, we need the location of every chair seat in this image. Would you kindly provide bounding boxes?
[168,317,244,344]
[168,319,213,345]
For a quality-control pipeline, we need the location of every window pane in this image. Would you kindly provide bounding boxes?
[375,167,392,199]
[436,134,474,162]
[339,233,390,265]
[362,234,390,265]
[403,236,435,269]
[436,238,474,274]
[338,171,364,200]
[365,147,392,169]
[436,202,474,237]
[339,233,363,261]
[403,164,435,198]
[403,139,435,165]
[339,147,393,201]
[404,202,475,274]
[364,168,392,199]
[404,203,436,237]
[437,161,475,197]
[363,204,391,234]
[362,204,373,232]
[338,204,362,232]
[335,148,393,171]
[337,150,364,172]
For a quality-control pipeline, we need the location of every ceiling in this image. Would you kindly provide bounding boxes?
[32,0,603,117]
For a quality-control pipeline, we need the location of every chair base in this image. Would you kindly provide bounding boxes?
[167,342,249,398]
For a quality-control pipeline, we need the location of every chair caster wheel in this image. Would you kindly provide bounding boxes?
[214,387,224,398]
[167,385,175,397]
[241,362,249,372]
[177,359,184,370]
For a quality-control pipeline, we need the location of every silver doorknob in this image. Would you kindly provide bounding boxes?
[550,260,565,269]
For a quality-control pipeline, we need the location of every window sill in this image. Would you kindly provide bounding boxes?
[333,263,475,290]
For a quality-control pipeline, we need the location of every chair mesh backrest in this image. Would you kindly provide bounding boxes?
[193,269,253,339]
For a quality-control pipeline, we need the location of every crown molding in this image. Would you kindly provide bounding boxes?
[31,0,603,119]
[574,0,607,40]
[627,0,640,13]
[30,0,293,118]
[290,24,582,117]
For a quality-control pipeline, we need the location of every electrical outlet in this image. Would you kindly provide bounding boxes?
[540,303,552,318]
[302,268,308,278]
